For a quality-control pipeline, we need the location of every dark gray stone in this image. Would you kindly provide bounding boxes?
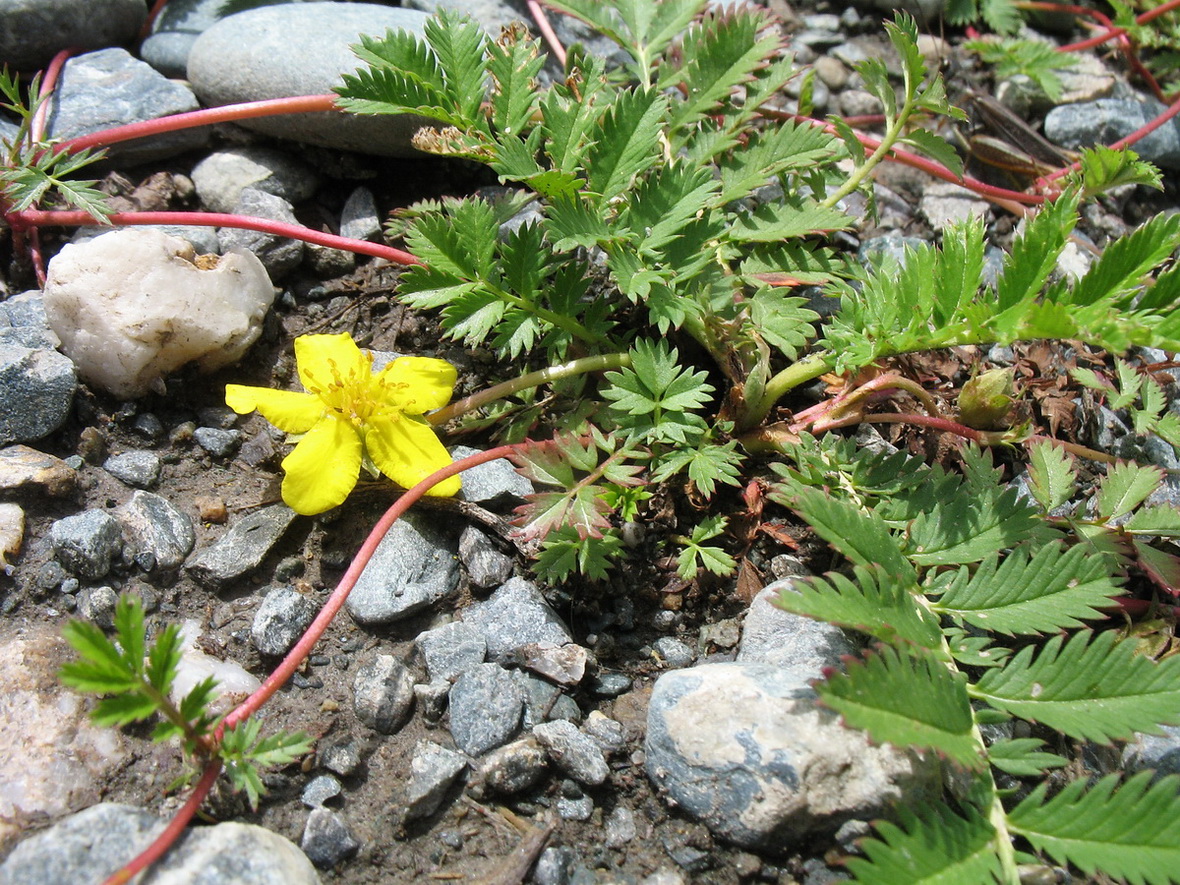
[345,511,459,625]
[583,711,628,755]
[588,673,632,698]
[252,586,318,657]
[534,720,609,786]
[738,580,857,680]
[0,341,76,445]
[605,804,637,849]
[301,807,360,869]
[1045,98,1180,169]
[185,504,299,589]
[451,445,534,505]
[192,147,320,215]
[461,577,572,658]
[318,740,363,777]
[448,663,523,756]
[117,491,196,571]
[103,451,161,489]
[470,736,549,797]
[0,0,146,72]
[0,802,318,885]
[645,662,941,849]
[534,846,575,885]
[416,620,486,682]
[218,189,304,280]
[193,427,243,458]
[557,793,594,821]
[45,49,207,164]
[187,3,436,157]
[413,678,450,723]
[77,585,118,629]
[340,187,381,242]
[301,774,342,808]
[352,654,415,734]
[50,510,122,579]
[0,291,58,350]
[459,525,514,589]
[514,671,582,730]
[404,740,468,820]
[1122,724,1180,780]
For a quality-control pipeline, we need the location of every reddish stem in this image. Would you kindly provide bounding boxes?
[57,95,341,154]
[102,758,224,885]
[30,49,73,144]
[528,0,567,68]
[7,209,423,266]
[141,0,170,41]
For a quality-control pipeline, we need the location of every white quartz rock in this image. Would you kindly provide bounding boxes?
[43,228,275,398]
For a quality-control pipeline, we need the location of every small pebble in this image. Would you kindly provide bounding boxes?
[301,774,342,808]
[195,495,228,523]
[193,427,242,457]
[103,451,162,489]
[588,673,632,698]
[301,808,360,868]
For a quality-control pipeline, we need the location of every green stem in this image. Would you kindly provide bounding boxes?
[428,352,632,425]
[742,351,836,430]
[489,282,608,346]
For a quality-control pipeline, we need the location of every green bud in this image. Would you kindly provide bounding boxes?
[959,367,1015,430]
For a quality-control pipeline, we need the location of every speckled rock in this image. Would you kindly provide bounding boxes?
[645,662,941,850]
[460,577,572,658]
[448,663,524,756]
[186,3,436,157]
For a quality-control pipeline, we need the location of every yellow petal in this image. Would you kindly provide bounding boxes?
[364,413,460,497]
[225,384,324,433]
[294,333,369,396]
[375,357,457,415]
[280,416,363,514]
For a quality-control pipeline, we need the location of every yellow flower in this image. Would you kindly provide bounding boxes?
[225,333,460,515]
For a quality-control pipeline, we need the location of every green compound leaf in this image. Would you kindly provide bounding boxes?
[650,440,744,498]
[906,484,1042,566]
[586,87,668,203]
[423,9,488,123]
[929,542,1122,635]
[818,645,983,770]
[1025,440,1077,513]
[845,805,1001,885]
[985,737,1068,776]
[1008,772,1180,884]
[775,565,942,651]
[487,24,545,138]
[1067,145,1163,197]
[1124,505,1180,538]
[1096,461,1166,520]
[973,630,1180,743]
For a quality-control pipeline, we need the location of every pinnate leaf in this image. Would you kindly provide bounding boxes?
[845,805,1001,885]
[1025,440,1076,512]
[1096,461,1165,520]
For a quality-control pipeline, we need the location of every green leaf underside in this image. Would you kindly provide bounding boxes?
[845,805,1001,885]
[1008,773,1180,884]
[972,630,1180,743]
[930,542,1122,635]
[818,645,982,770]
[986,737,1068,776]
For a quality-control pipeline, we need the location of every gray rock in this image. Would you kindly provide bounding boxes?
[345,511,459,625]
[919,182,992,232]
[588,673,632,698]
[1045,98,1180,169]
[653,637,695,669]
[301,807,360,869]
[340,187,382,242]
[515,671,582,729]
[451,445,534,504]
[77,585,119,629]
[645,662,941,849]
[185,504,299,589]
[583,711,628,755]
[352,654,415,734]
[461,577,572,658]
[117,491,196,571]
[103,451,161,489]
[187,3,436,157]
[605,804,638,848]
[301,774,342,808]
[193,427,243,458]
[44,49,207,165]
[318,740,363,777]
[533,720,609,786]
[252,586,318,657]
[0,0,145,72]
[0,291,59,350]
[416,620,486,682]
[470,736,549,797]
[50,510,122,580]
[218,189,305,280]
[448,663,523,756]
[192,147,320,215]
[557,793,594,821]
[0,802,319,885]
[1122,724,1180,779]
[0,341,76,445]
[404,740,468,820]
[305,241,357,278]
[414,678,450,722]
[459,525,515,589]
[738,580,857,680]
[534,846,575,885]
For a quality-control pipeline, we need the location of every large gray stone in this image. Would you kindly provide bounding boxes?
[0,0,145,72]
[1045,98,1180,170]
[185,504,299,589]
[0,802,320,885]
[218,189,305,280]
[404,740,468,820]
[187,3,437,157]
[192,147,320,215]
[352,653,416,734]
[252,586,319,657]
[415,620,486,682]
[451,445,534,505]
[460,577,571,658]
[645,662,941,850]
[0,342,75,445]
[49,510,122,580]
[737,580,857,681]
[117,491,196,572]
[44,49,207,164]
[345,511,459,625]
[448,663,523,756]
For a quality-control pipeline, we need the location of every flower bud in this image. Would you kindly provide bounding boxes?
[958,367,1015,430]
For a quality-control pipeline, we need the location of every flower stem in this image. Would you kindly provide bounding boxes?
[741,352,835,430]
[8,209,423,266]
[428,352,632,425]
